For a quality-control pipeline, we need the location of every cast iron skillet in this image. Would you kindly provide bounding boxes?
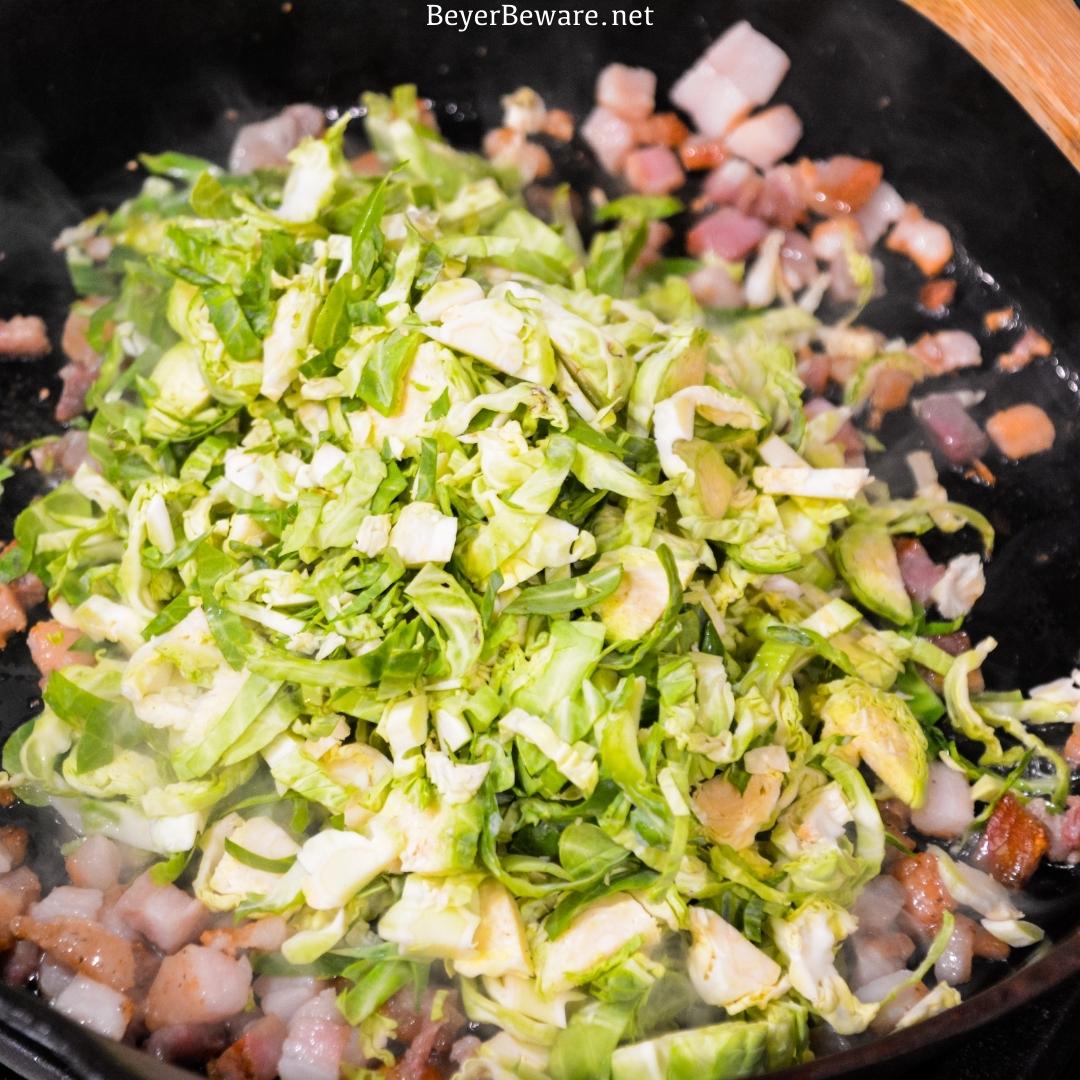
[0,0,1078,1077]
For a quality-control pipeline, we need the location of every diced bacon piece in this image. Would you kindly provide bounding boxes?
[11,915,136,992]
[679,135,727,172]
[254,975,328,1024]
[796,352,831,395]
[891,851,956,933]
[1066,724,1080,768]
[703,158,762,212]
[114,871,212,954]
[37,957,74,1001]
[210,1014,288,1080]
[146,946,253,1031]
[632,221,673,273]
[202,916,290,956]
[451,1035,482,1065]
[55,361,101,422]
[687,206,768,260]
[32,430,94,477]
[919,278,956,314]
[811,217,866,261]
[1029,796,1080,864]
[633,112,690,148]
[27,621,94,681]
[3,939,39,987]
[894,538,945,606]
[933,913,976,986]
[780,231,817,290]
[753,164,809,229]
[61,302,108,370]
[0,315,50,357]
[911,762,974,839]
[30,886,103,924]
[147,1023,231,1068]
[278,991,349,1080]
[703,20,791,105]
[542,109,575,141]
[725,105,802,169]
[972,920,1011,961]
[855,181,905,247]
[10,572,45,611]
[0,585,26,648]
[867,979,929,1034]
[64,836,121,892]
[997,327,1052,373]
[580,106,635,174]
[53,974,133,1041]
[687,264,745,310]
[623,146,685,195]
[911,330,981,375]
[852,875,908,934]
[803,156,883,215]
[482,128,552,183]
[229,104,326,174]
[886,204,954,276]
[348,151,383,176]
[984,307,1017,333]
[972,793,1049,888]
[913,393,990,467]
[670,63,751,137]
[985,403,1055,460]
[846,931,915,990]
[870,367,916,420]
[0,868,41,950]
[596,63,656,121]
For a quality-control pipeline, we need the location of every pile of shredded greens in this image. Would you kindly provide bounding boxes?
[0,87,1070,1080]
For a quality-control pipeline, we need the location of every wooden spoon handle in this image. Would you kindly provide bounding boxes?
[905,0,1080,169]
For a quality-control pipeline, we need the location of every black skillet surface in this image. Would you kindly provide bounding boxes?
[0,0,1078,1077]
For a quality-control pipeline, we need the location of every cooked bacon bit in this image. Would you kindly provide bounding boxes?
[725,105,803,170]
[966,458,996,486]
[580,106,636,174]
[934,913,976,985]
[972,793,1049,888]
[891,851,956,932]
[885,204,954,276]
[148,1023,231,1068]
[797,351,831,396]
[632,221,673,274]
[855,180,905,247]
[623,146,685,195]
[919,278,956,314]
[61,301,109,369]
[1065,723,1080,767]
[201,916,290,957]
[56,360,101,422]
[753,165,809,229]
[703,158,761,212]
[228,104,325,174]
[27,621,94,681]
[65,836,121,892]
[972,919,1011,961]
[11,572,45,611]
[32,429,94,478]
[828,352,862,385]
[985,403,1056,460]
[984,306,1017,333]
[894,538,945,607]
[1030,796,1080,864]
[11,915,137,992]
[997,327,1053,373]
[870,982,929,1035]
[146,946,253,1031]
[0,827,29,873]
[679,135,728,171]
[482,128,552,183]
[780,231,817,290]
[803,155,883,215]
[542,108,575,141]
[0,867,41,950]
[687,206,768,260]
[847,930,916,990]
[911,330,981,375]
[3,939,40,987]
[687,263,745,310]
[0,584,27,649]
[349,150,383,176]
[0,315,50,358]
[870,367,916,425]
[383,987,466,1079]
[115,871,213,955]
[632,112,690,149]
[670,62,752,137]
[595,63,656,121]
[913,393,989,466]
[208,1014,287,1080]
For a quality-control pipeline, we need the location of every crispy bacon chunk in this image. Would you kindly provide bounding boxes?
[972,794,1049,888]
